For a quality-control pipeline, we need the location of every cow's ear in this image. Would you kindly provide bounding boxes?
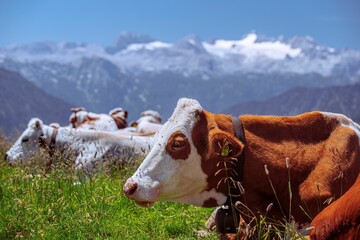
[28,118,43,129]
[69,114,76,123]
[210,130,244,158]
[35,120,42,129]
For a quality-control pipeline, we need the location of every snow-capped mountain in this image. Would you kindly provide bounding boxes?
[1,32,359,119]
[2,32,359,76]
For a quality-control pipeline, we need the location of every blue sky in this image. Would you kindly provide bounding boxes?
[0,0,359,49]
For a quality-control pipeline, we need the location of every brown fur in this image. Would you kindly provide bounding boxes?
[125,131,155,137]
[78,115,99,128]
[166,130,191,160]
[310,175,360,240]
[192,110,360,236]
[112,116,127,129]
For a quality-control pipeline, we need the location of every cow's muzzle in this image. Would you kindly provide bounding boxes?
[123,177,160,207]
[4,153,16,167]
[123,179,138,197]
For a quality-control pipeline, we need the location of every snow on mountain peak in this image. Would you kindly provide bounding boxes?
[1,32,359,77]
[203,33,301,59]
[124,41,172,52]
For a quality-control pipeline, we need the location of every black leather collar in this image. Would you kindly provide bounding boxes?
[215,116,246,234]
[223,116,246,200]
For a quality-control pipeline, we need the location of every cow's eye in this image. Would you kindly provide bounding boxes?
[172,138,186,149]
[166,131,191,160]
[22,138,29,143]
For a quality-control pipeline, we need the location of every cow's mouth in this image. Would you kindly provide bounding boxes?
[135,201,155,207]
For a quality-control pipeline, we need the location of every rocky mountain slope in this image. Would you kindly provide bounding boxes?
[0,32,359,118]
[0,68,73,135]
[225,83,360,123]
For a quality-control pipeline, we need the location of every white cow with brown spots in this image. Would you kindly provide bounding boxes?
[5,118,153,172]
[124,98,360,239]
[130,110,163,134]
[69,107,128,131]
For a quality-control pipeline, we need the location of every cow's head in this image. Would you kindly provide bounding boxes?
[130,110,162,128]
[124,98,244,207]
[109,107,128,129]
[69,107,88,128]
[5,118,46,166]
[141,110,162,123]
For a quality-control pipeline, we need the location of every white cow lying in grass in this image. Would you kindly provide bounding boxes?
[131,110,163,133]
[5,118,153,172]
[69,107,128,131]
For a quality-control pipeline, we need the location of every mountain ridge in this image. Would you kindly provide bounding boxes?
[0,68,73,135]
[0,32,359,118]
[225,83,360,124]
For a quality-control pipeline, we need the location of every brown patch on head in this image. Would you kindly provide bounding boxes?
[203,197,218,207]
[113,116,127,129]
[192,110,209,158]
[70,115,77,126]
[166,130,191,160]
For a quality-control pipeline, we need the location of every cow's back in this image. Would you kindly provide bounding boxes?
[238,111,360,224]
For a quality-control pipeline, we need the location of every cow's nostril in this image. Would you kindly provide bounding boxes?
[124,181,138,196]
[4,153,8,161]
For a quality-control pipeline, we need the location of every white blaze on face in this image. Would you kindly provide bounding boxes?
[125,98,227,207]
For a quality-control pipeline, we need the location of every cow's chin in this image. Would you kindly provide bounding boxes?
[135,201,156,208]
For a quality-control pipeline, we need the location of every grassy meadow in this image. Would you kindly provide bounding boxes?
[0,136,217,239]
[0,134,309,240]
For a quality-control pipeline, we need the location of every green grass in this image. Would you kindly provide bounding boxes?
[0,136,308,240]
[0,140,217,239]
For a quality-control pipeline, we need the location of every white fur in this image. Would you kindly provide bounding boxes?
[141,110,162,121]
[322,112,360,145]
[6,118,153,171]
[78,113,119,131]
[136,121,162,133]
[125,98,226,206]
[70,108,127,131]
[133,110,163,133]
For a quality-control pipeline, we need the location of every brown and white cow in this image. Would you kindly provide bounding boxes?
[130,110,163,133]
[69,107,128,131]
[124,98,360,238]
[5,118,153,172]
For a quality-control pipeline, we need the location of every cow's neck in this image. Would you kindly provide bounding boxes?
[209,113,246,234]
[229,116,246,194]
[41,125,59,156]
[204,111,246,199]
[42,125,75,149]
